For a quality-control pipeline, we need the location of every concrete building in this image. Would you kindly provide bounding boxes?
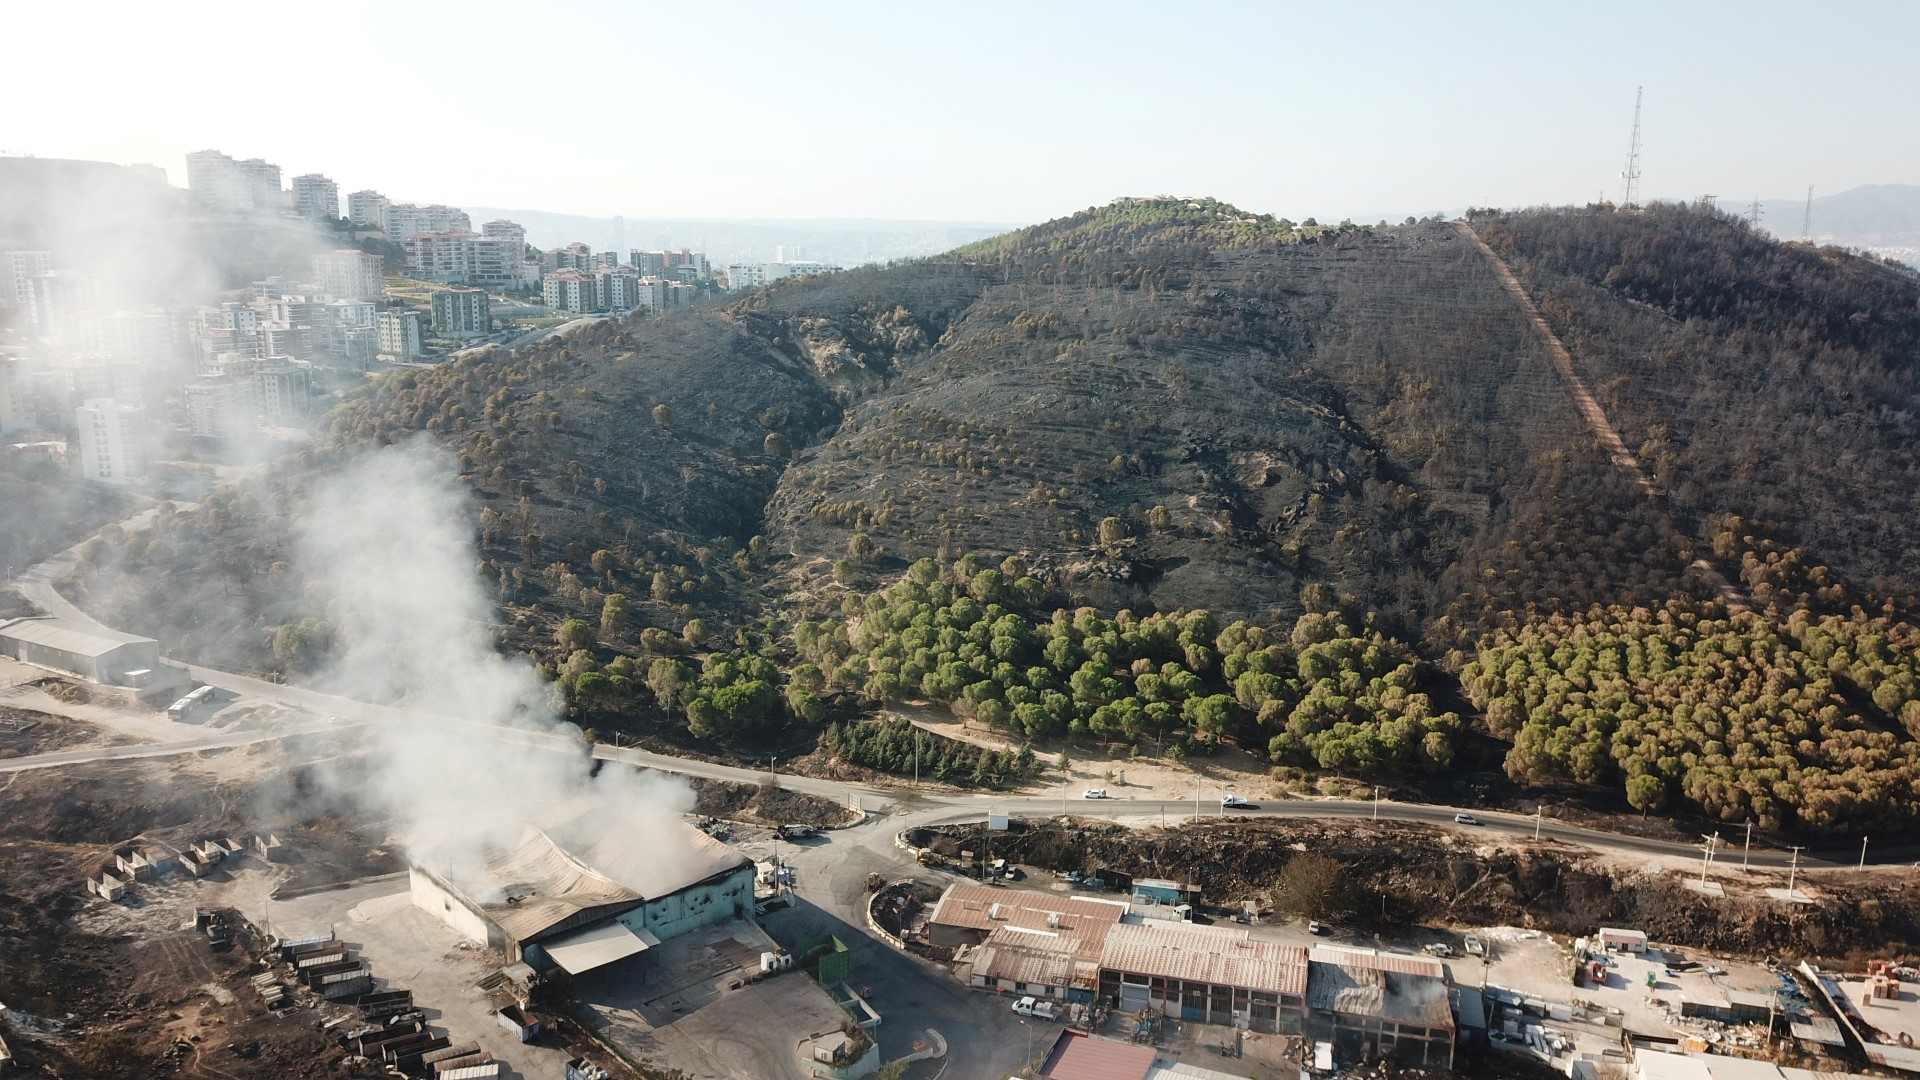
[633,275,695,314]
[481,219,526,246]
[540,242,595,273]
[408,804,754,978]
[196,302,266,364]
[102,308,186,366]
[185,375,257,439]
[403,233,532,289]
[2,250,53,314]
[32,269,98,347]
[74,398,147,485]
[0,617,160,685]
[184,150,281,213]
[542,269,597,314]
[431,287,491,338]
[1101,923,1310,1035]
[347,189,391,230]
[254,357,313,427]
[44,357,143,412]
[725,261,831,290]
[593,267,640,312]
[1305,945,1454,1069]
[289,173,339,220]
[0,354,23,435]
[1036,1031,1156,1080]
[313,249,384,300]
[385,203,471,242]
[377,311,422,358]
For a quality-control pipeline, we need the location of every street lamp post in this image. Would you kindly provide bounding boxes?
[1860,835,1870,871]
[1373,787,1380,821]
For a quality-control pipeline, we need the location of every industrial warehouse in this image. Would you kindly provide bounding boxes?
[409,803,755,978]
[928,882,1458,1070]
[0,615,160,685]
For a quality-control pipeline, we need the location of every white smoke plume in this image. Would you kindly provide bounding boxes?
[298,438,711,895]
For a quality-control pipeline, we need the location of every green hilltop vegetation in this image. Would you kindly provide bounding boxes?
[67,197,1920,834]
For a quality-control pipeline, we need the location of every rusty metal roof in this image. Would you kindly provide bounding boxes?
[1100,923,1308,996]
[1039,1030,1155,1080]
[972,926,1102,991]
[930,884,1129,939]
[1307,951,1453,1026]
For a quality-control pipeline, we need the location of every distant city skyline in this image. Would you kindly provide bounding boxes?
[9,0,1917,224]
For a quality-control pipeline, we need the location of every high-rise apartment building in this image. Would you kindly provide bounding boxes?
[184,150,282,213]
[403,234,531,288]
[254,357,313,427]
[75,399,147,485]
[0,355,24,435]
[385,204,471,242]
[2,250,53,313]
[290,173,340,220]
[542,269,596,314]
[312,249,384,300]
[431,287,491,338]
[32,269,99,349]
[377,310,422,358]
[184,375,257,440]
[481,219,526,246]
[347,190,391,230]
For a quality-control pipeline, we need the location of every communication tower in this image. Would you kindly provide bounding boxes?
[1620,86,1644,208]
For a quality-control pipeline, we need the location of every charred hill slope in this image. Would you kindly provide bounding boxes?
[70,199,1920,675]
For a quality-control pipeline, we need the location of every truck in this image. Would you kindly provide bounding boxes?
[1011,996,1058,1020]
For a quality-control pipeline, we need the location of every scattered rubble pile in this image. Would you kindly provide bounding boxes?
[912,818,1920,957]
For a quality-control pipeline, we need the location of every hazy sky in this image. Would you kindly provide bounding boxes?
[11,0,1916,224]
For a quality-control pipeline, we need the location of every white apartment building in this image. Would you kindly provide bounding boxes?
[44,357,143,412]
[347,189,391,230]
[403,233,532,288]
[254,357,313,427]
[75,399,147,485]
[634,275,696,314]
[196,303,266,366]
[0,354,24,435]
[543,269,596,314]
[101,308,184,365]
[594,268,639,312]
[385,203,472,242]
[726,261,833,290]
[32,269,99,350]
[482,219,526,246]
[313,249,384,300]
[2,250,53,312]
[184,150,282,213]
[289,173,339,219]
[184,376,256,440]
[377,310,422,358]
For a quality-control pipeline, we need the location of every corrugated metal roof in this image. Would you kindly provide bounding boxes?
[972,926,1102,990]
[0,617,156,657]
[1099,923,1307,996]
[1307,956,1452,1026]
[437,804,750,944]
[542,920,658,975]
[931,884,1129,938]
[1039,1031,1155,1080]
[1309,944,1446,978]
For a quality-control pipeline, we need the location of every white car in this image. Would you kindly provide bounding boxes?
[1454,813,1480,825]
[1220,794,1249,808]
[1081,788,1110,799]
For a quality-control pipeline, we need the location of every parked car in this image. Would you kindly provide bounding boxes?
[777,824,817,840]
[1463,933,1486,956]
[1081,789,1110,799]
[1220,794,1249,808]
[1423,942,1456,957]
[1453,813,1480,825]
[1307,921,1328,935]
[1011,996,1058,1020]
